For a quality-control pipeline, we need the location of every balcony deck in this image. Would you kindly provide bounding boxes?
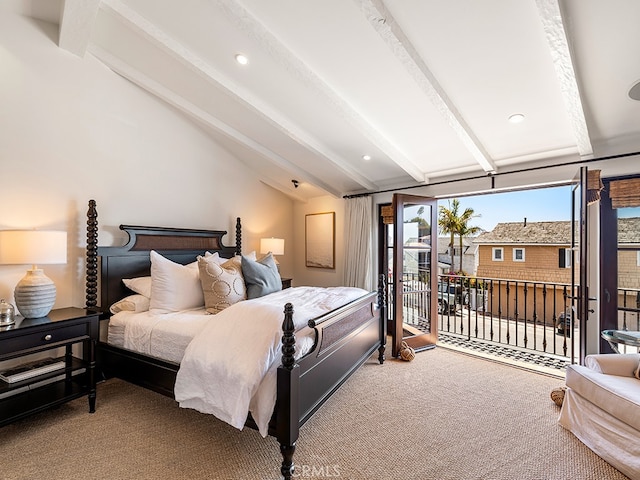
[437,332,569,377]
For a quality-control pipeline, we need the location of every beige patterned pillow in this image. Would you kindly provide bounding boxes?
[198,255,246,314]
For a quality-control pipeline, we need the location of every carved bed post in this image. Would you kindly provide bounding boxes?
[86,199,99,310]
[377,274,387,364]
[277,302,299,480]
[235,217,242,255]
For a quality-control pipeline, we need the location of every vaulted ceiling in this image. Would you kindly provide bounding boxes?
[8,0,640,201]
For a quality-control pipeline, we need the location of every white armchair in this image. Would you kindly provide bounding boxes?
[559,353,640,480]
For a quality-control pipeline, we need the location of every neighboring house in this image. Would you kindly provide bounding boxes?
[473,220,575,325]
[617,217,640,328]
[618,217,640,290]
[473,220,573,284]
[437,236,478,276]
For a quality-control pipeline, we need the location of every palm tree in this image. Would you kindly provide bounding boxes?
[439,199,482,274]
[438,199,460,273]
[456,218,482,274]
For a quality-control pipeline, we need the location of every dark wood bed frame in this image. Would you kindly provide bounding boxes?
[84,200,386,479]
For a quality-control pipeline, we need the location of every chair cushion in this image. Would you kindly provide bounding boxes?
[585,353,640,376]
[566,364,640,431]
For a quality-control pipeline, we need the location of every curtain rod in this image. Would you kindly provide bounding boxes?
[342,150,640,199]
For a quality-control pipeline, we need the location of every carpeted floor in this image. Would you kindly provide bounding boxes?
[0,347,629,480]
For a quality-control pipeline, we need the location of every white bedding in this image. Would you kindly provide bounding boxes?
[108,309,210,364]
[174,286,368,437]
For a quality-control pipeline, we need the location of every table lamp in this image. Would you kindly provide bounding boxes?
[0,230,67,318]
[260,237,284,266]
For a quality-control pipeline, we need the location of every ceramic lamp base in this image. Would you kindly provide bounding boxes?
[14,269,56,318]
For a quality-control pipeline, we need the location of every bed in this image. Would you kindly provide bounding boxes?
[84,200,386,479]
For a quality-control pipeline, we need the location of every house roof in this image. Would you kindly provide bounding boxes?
[474,221,572,245]
[438,236,475,247]
[474,217,640,246]
[618,217,640,244]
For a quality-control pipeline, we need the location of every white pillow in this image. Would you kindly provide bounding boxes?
[206,251,256,264]
[110,294,151,314]
[150,250,203,312]
[205,252,232,265]
[123,276,152,298]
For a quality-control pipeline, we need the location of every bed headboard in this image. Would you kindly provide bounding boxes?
[85,200,241,316]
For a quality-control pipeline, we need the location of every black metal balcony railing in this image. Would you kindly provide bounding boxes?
[619,288,640,332]
[391,272,640,365]
[437,274,577,360]
[390,272,579,364]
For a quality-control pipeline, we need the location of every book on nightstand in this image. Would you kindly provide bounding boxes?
[0,357,65,383]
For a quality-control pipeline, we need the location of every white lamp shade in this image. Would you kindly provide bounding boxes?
[260,237,284,256]
[0,230,67,265]
[0,230,67,318]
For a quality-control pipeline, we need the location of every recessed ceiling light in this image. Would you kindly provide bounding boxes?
[629,80,640,101]
[235,54,248,65]
[362,155,372,161]
[508,113,525,124]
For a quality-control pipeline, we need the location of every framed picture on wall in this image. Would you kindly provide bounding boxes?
[305,212,335,269]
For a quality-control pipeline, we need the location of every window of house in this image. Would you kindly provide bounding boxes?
[637,250,640,267]
[492,247,503,261]
[558,248,572,268]
[513,247,525,262]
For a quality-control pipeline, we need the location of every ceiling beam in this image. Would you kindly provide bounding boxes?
[58,0,100,57]
[215,0,425,183]
[355,0,498,175]
[534,0,593,158]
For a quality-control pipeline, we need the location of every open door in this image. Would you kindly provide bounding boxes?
[391,194,438,357]
[570,166,590,364]
[599,174,640,354]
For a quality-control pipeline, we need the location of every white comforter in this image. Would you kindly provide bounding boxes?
[110,309,210,364]
[174,286,368,436]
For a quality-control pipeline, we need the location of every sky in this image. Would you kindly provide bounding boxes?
[436,185,640,233]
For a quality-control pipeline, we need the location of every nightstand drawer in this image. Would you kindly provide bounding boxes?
[0,323,89,354]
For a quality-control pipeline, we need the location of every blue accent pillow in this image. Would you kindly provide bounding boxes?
[241,253,282,299]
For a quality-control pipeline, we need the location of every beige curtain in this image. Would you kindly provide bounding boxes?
[344,196,373,290]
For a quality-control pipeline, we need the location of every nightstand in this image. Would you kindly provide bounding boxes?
[281,278,292,289]
[0,307,99,427]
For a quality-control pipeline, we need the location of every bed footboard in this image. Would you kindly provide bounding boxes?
[274,275,386,479]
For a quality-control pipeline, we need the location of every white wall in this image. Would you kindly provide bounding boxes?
[0,13,293,311]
